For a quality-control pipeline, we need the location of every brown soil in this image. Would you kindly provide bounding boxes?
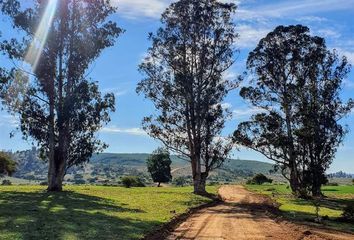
[167,185,354,240]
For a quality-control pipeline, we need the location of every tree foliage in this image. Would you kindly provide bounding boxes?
[0,151,16,177]
[137,0,238,194]
[0,0,122,191]
[146,148,172,187]
[234,25,353,197]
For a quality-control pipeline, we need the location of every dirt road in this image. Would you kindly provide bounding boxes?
[167,185,354,240]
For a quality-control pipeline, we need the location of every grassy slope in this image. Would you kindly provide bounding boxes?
[0,185,217,240]
[246,184,354,232]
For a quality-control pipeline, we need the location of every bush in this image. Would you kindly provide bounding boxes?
[74,179,86,185]
[1,179,12,185]
[40,181,48,186]
[352,179,354,185]
[341,204,354,223]
[247,173,273,185]
[121,176,145,188]
[172,176,187,187]
[325,182,339,186]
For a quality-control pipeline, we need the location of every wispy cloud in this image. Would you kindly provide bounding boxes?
[239,0,354,20]
[113,0,241,19]
[101,126,147,136]
[0,114,18,127]
[236,24,271,48]
[232,107,264,120]
[112,0,171,19]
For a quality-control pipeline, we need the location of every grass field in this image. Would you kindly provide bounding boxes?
[246,184,354,232]
[0,185,218,240]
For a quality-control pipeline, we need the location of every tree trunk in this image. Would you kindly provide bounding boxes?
[193,172,207,195]
[157,182,161,187]
[311,170,323,197]
[47,150,66,192]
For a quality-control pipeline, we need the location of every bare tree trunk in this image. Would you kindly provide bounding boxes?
[48,149,66,191]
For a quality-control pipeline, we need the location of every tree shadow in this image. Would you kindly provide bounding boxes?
[0,190,161,240]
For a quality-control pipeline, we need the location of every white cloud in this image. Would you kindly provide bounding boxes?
[112,0,172,19]
[232,107,264,119]
[100,126,147,136]
[102,88,128,97]
[113,0,242,19]
[0,114,18,127]
[240,0,354,20]
[236,24,270,48]
[221,102,232,109]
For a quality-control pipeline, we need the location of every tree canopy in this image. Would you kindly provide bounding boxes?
[146,148,172,187]
[0,152,16,177]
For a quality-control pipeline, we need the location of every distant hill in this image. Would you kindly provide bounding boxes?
[8,149,275,184]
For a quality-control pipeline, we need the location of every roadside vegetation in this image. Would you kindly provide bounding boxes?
[246,183,354,232]
[0,185,218,240]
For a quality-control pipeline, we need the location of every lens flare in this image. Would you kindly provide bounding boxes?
[25,0,58,72]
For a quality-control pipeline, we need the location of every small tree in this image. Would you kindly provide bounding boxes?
[0,152,16,177]
[247,173,272,185]
[173,176,187,187]
[147,148,172,187]
[121,176,145,188]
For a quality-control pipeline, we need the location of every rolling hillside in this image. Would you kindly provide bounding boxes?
[8,149,275,184]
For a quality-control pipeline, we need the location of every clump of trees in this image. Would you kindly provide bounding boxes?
[234,25,353,198]
[137,0,238,195]
[0,0,123,191]
[121,176,145,188]
[247,173,273,185]
[146,148,172,187]
[0,152,16,177]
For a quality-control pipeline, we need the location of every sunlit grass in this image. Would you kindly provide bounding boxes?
[246,184,354,232]
[0,185,218,240]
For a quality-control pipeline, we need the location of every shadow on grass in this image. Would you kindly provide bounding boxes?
[287,196,354,212]
[0,190,161,240]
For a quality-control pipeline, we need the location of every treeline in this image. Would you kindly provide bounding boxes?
[0,0,352,198]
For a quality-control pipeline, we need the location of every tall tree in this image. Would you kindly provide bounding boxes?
[296,47,353,196]
[0,0,122,191]
[233,25,353,197]
[146,148,172,187]
[137,0,238,194]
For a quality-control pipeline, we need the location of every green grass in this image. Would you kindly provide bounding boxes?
[0,185,218,240]
[246,184,354,232]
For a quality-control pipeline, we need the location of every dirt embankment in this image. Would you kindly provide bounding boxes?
[166,185,354,240]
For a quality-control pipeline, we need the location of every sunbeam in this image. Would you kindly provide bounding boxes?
[25,0,58,72]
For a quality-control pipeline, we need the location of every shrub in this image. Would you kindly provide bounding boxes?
[325,182,338,186]
[121,176,145,188]
[40,181,48,186]
[341,204,354,223]
[74,179,86,185]
[172,176,187,187]
[247,173,273,185]
[352,179,354,185]
[1,179,12,185]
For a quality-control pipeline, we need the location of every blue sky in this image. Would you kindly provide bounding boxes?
[0,0,353,172]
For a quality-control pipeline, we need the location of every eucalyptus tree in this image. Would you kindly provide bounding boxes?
[0,0,122,191]
[137,0,238,194]
[233,25,353,197]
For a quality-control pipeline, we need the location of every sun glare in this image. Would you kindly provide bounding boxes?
[25,0,58,72]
